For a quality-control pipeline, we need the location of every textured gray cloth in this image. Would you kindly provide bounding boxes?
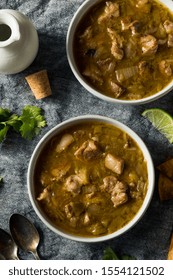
[0,0,173,260]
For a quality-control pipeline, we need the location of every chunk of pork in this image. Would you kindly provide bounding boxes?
[80,26,92,40]
[105,153,124,175]
[107,28,124,60]
[140,35,158,56]
[111,180,127,195]
[111,41,124,60]
[83,64,103,84]
[105,1,120,17]
[97,58,116,74]
[37,186,51,201]
[100,176,118,193]
[138,61,153,76]
[107,28,124,47]
[98,2,120,24]
[163,20,173,34]
[64,202,84,228]
[56,134,74,153]
[65,175,83,195]
[74,139,101,161]
[100,176,128,208]
[121,18,141,35]
[159,60,172,76]
[109,81,125,98]
[111,192,128,208]
[65,167,88,195]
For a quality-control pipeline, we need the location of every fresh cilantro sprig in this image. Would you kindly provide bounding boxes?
[103,247,136,260]
[19,106,46,140]
[0,105,46,142]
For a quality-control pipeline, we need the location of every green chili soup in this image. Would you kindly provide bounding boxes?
[74,0,173,100]
[34,122,148,237]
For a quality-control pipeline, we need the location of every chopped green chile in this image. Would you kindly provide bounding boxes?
[35,123,148,237]
[74,0,173,100]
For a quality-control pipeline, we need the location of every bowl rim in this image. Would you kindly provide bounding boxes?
[66,0,173,105]
[27,115,155,242]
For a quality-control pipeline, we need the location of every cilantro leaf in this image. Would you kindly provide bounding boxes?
[0,108,14,142]
[0,105,46,142]
[6,114,22,132]
[0,125,10,142]
[103,247,119,260]
[102,247,136,260]
[19,105,46,140]
[0,108,12,122]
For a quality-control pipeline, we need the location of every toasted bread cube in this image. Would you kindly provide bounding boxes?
[158,173,173,201]
[157,158,173,180]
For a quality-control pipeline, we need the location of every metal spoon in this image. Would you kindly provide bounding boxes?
[10,213,40,260]
[0,228,19,260]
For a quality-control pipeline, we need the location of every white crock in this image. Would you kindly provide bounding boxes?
[0,9,39,74]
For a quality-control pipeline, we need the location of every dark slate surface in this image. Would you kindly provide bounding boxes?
[0,0,173,260]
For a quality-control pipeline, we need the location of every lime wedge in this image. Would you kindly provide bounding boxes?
[142,108,173,143]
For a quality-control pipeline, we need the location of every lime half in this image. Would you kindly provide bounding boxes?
[142,108,173,144]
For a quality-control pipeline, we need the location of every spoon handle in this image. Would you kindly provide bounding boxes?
[31,250,40,260]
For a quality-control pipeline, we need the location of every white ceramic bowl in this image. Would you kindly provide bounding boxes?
[66,0,173,105]
[27,115,155,242]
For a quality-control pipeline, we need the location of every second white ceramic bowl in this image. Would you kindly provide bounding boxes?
[27,115,155,242]
[66,0,173,105]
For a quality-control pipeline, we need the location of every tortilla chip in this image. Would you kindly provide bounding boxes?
[157,158,173,180]
[167,234,173,260]
[158,173,173,201]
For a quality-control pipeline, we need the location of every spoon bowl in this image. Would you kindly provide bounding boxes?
[0,228,19,260]
[9,213,40,260]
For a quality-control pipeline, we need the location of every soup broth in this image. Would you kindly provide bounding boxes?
[35,122,148,237]
[74,0,173,100]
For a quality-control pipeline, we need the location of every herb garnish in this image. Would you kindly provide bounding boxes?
[0,105,46,142]
[103,247,136,260]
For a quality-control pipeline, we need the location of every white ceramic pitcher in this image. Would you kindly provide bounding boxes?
[0,9,39,74]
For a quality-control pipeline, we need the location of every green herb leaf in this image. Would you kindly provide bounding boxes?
[0,108,12,122]
[19,105,46,140]
[6,114,22,132]
[0,176,3,183]
[103,247,119,260]
[0,105,46,142]
[121,255,136,260]
[103,247,136,260]
[0,125,10,142]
